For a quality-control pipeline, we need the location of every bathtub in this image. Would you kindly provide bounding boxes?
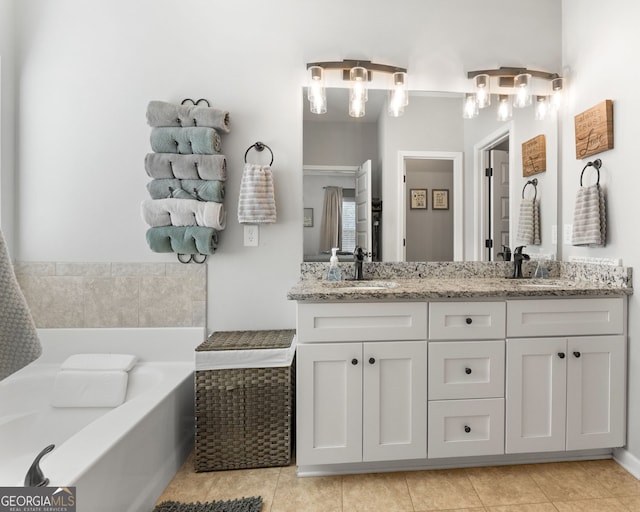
[0,327,205,512]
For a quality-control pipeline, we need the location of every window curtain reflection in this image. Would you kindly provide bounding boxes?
[320,186,343,252]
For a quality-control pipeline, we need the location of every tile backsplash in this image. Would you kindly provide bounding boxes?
[15,261,206,328]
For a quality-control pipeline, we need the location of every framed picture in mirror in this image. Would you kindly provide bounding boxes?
[410,189,427,209]
[432,189,449,210]
[303,208,313,227]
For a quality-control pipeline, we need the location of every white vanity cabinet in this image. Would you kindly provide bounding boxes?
[296,302,428,466]
[505,298,626,454]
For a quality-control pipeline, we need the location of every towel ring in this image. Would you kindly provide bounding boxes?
[522,178,538,201]
[181,98,211,107]
[177,253,208,264]
[244,141,274,166]
[580,159,601,186]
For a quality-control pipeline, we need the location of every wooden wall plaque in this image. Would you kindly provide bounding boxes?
[574,100,614,159]
[522,134,546,177]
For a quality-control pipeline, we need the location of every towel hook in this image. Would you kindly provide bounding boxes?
[244,141,274,166]
[580,159,601,186]
[522,178,538,201]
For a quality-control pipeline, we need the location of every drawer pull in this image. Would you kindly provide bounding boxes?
[558,352,566,359]
[465,317,473,325]
[573,351,581,358]
[465,367,472,375]
[351,358,358,366]
[369,357,376,365]
[464,425,471,433]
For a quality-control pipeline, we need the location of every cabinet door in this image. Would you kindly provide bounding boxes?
[363,341,427,461]
[506,338,567,454]
[296,343,363,465]
[566,335,626,450]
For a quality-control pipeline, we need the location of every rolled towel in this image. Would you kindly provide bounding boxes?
[51,370,128,408]
[144,153,227,180]
[141,198,226,230]
[150,127,221,155]
[572,184,606,246]
[146,226,219,255]
[238,163,277,224]
[146,179,225,203]
[61,353,137,372]
[146,100,230,133]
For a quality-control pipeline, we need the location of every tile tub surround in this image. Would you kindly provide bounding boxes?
[15,262,206,328]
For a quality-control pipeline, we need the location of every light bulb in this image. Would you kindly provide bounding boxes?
[513,73,532,108]
[474,74,491,108]
[497,94,512,121]
[307,66,326,114]
[463,93,479,119]
[388,72,408,117]
[535,96,549,120]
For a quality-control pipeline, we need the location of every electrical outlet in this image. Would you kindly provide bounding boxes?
[244,225,259,246]
[563,224,573,245]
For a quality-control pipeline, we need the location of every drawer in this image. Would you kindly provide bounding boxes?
[296,302,427,343]
[507,298,624,337]
[428,340,504,400]
[429,301,505,340]
[428,398,505,458]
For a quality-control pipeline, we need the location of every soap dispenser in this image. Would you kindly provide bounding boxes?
[326,248,342,282]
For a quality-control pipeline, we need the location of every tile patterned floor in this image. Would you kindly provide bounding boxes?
[157,454,640,512]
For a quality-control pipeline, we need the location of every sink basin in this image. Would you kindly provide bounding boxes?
[330,280,398,291]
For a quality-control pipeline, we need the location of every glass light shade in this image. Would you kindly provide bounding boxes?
[388,72,408,117]
[534,96,549,120]
[497,94,512,121]
[551,77,564,111]
[307,66,326,114]
[349,97,366,117]
[463,93,479,119]
[513,73,532,108]
[349,66,368,103]
[474,74,491,108]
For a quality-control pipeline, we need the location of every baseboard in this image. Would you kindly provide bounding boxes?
[614,447,640,479]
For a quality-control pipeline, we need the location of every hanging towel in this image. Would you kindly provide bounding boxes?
[237,163,277,224]
[141,198,226,230]
[572,184,606,246]
[146,226,219,255]
[0,229,41,381]
[146,179,225,203]
[150,127,221,155]
[146,100,231,133]
[516,198,541,246]
[144,153,227,180]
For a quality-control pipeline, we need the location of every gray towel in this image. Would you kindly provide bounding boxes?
[146,179,225,203]
[237,163,277,224]
[572,184,606,246]
[146,100,231,133]
[146,226,219,255]
[141,198,227,230]
[516,198,541,245]
[150,127,221,155]
[144,153,227,180]
[0,229,41,380]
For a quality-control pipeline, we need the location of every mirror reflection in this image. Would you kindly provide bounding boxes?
[302,88,558,263]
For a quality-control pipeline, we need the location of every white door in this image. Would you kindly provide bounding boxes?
[355,160,372,261]
[362,341,427,461]
[296,343,363,465]
[505,337,567,453]
[491,150,510,260]
[566,336,626,450]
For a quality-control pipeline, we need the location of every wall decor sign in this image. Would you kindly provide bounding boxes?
[432,189,449,210]
[522,134,546,177]
[410,189,427,209]
[574,99,614,159]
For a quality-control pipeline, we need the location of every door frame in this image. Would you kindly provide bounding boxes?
[397,151,463,261]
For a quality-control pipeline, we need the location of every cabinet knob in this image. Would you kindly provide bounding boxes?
[369,357,376,365]
[351,358,358,366]
[465,367,472,375]
[573,351,581,358]
[464,425,471,433]
[558,352,566,359]
[465,317,473,325]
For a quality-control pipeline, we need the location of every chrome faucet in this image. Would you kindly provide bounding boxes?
[24,444,54,487]
[353,247,365,280]
[512,246,530,279]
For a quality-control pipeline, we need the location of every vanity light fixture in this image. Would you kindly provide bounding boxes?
[306,59,408,118]
[534,95,549,120]
[463,93,479,119]
[497,94,512,121]
[474,74,491,108]
[513,73,533,108]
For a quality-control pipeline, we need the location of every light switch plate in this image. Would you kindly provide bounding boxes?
[563,224,573,245]
[244,225,259,246]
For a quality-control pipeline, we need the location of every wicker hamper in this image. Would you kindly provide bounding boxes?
[194,329,296,471]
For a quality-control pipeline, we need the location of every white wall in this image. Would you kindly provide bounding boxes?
[0,0,15,249]
[562,0,640,464]
[8,0,561,332]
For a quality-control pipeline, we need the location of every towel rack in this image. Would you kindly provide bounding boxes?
[177,253,207,264]
[580,158,602,186]
[522,178,538,201]
[244,141,274,166]
[180,98,211,107]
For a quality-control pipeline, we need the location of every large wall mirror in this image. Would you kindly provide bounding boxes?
[303,88,558,263]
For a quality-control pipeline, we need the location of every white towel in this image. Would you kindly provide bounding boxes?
[237,163,277,224]
[516,198,541,245]
[51,370,129,408]
[61,353,137,372]
[141,198,226,230]
[572,184,606,246]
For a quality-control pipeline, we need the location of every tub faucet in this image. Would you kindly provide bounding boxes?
[513,246,530,279]
[24,444,54,487]
[353,247,365,280]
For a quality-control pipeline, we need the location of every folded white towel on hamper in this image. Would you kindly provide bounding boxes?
[572,184,606,246]
[237,163,277,224]
[51,370,129,408]
[60,353,137,372]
